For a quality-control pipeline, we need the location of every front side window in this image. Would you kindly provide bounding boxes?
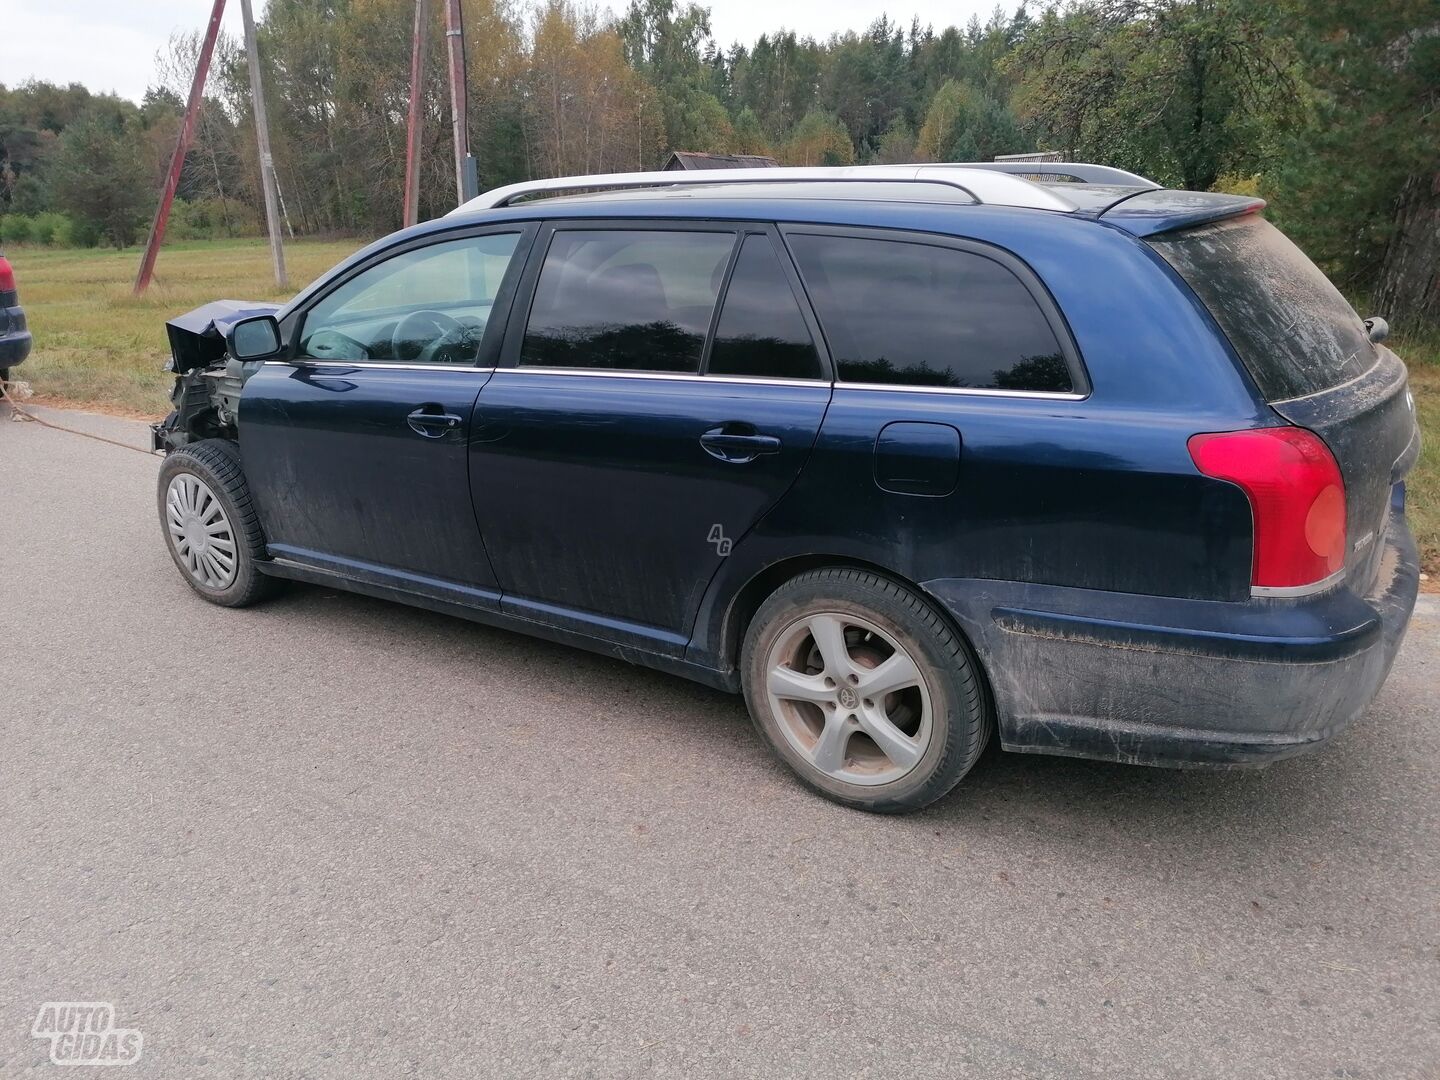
[521,229,735,373]
[708,234,821,380]
[787,233,1073,392]
[299,231,521,364]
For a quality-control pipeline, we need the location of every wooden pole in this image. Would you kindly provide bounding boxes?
[133,0,226,295]
[239,0,287,290]
[404,0,432,227]
[443,0,470,205]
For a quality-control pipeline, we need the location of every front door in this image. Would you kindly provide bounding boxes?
[242,225,533,599]
[473,225,832,652]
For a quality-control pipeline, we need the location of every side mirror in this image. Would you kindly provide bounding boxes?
[226,314,284,360]
[1364,316,1389,344]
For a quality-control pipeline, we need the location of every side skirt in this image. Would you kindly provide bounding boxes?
[258,557,741,694]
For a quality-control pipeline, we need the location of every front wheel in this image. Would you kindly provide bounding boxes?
[157,439,279,608]
[741,569,991,813]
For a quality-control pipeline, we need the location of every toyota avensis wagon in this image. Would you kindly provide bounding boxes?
[151,163,1421,813]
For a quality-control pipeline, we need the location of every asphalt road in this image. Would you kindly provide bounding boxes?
[2,403,1437,1080]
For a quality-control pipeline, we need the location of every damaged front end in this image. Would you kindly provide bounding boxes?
[150,300,280,453]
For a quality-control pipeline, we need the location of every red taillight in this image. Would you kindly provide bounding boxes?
[1188,427,1347,591]
[0,257,15,294]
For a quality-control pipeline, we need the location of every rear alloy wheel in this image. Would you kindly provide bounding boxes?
[157,439,279,608]
[742,569,990,813]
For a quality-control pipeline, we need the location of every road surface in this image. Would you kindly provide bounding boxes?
[2,404,1436,1078]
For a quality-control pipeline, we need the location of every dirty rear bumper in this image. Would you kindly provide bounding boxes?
[0,327,31,370]
[923,505,1420,769]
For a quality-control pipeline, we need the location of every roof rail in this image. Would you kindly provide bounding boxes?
[960,161,1159,187]
[450,164,1097,216]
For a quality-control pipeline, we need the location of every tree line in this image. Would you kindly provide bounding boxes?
[0,0,1435,324]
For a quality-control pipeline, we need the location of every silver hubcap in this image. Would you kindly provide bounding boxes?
[165,474,238,589]
[765,612,933,786]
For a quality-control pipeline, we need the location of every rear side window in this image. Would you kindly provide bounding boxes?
[1148,216,1375,401]
[521,229,734,373]
[786,233,1072,392]
[708,235,821,380]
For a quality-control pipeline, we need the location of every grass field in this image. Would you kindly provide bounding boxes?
[8,238,358,416]
[5,236,1438,579]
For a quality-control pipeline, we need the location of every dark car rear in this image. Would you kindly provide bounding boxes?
[0,249,33,380]
[1147,211,1419,600]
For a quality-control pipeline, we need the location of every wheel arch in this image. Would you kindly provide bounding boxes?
[715,555,995,713]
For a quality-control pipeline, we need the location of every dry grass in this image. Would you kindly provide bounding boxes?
[9,238,359,415]
[4,236,1438,579]
[1396,332,1439,583]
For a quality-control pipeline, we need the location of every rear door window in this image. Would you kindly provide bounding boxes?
[1147,215,1375,401]
[708,234,822,380]
[520,229,735,373]
[785,232,1073,392]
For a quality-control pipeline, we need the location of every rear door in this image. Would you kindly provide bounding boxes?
[471,222,831,654]
[241,224,534,597]
[1149,215,1420,594]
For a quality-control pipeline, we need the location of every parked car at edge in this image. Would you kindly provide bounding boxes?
[0,249,32,383]
[150,163,1422,813]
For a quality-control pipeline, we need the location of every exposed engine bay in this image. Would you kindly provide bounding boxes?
[150,300,279,453]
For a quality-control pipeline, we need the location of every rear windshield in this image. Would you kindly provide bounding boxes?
[1148,215,1375,401]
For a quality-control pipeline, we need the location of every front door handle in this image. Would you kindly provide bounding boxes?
[407,406,462,438]
[700,427,782,463]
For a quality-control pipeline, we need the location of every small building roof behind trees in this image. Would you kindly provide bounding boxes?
[663,152,780,171]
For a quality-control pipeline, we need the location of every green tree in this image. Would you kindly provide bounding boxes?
[873,117,917,164]
[916,80,1025,162]
[731,107,770,156]
[781,110,855,166]
[1266,0,1439,325]
[619,0,716,151]
[668,89,734,153]
[1009,0,1296,190]
[48,106,148,247]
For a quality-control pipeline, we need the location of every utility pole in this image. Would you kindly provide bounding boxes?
[443,0,476,205]
[240,0,287,289]
[133,0,226,295]
[404,0,432,228]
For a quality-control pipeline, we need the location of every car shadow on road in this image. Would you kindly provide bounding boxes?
[264,582,1384,859]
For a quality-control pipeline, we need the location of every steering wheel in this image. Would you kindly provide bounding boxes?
[391,309,472,363]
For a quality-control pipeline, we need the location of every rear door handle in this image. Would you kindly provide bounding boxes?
[407,407,463,438]
[700,428,781,463]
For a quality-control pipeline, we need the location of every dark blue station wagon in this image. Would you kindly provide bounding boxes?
[153,163,1422,813]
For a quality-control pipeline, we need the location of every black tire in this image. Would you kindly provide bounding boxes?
[741,568,991,813]
[157,438,280,608]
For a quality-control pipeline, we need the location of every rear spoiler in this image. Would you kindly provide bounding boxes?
[1100,190,1266,238]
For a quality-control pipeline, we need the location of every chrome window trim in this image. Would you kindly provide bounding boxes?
[266,360,497,373]
[834,381,1087,401]
[263,362,1092,400]
[497,366,824,388]
[1250,568,1346,599]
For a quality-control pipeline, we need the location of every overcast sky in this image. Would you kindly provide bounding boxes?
[1,0,1017,103]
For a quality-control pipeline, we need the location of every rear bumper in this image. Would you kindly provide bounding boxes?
[0,331,30,369]
[923,504,1420,768]
[1,303,31,369]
